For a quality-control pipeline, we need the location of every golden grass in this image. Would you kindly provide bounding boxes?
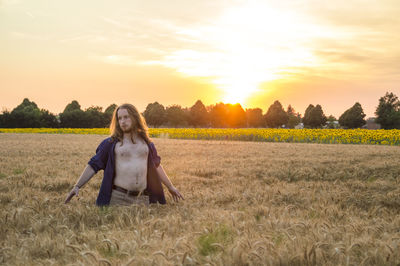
[0,133,399,265]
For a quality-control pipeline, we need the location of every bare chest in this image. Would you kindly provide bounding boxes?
[115,140,149,160]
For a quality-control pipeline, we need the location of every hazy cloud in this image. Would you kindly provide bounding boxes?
[1,0,399,116]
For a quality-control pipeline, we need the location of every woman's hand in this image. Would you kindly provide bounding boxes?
[168,186,184,202]
[64,186,79,204]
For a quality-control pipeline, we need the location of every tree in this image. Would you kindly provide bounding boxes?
[339,102,366,128]
[105,104,117,115]
[246,108,264,127]
[286,105,301,129]
[166,105,187,127]
[302,104,314,127]
[264,100,288,128]
[9,98,42,128]
[104,104,117,127]
[59,100,86,128]
[326,115,338,129]
[143,102,166,127]
[327,115,336,122]
[0,110,11,128]
[85,106,105,128]
[303,104,327,128]
[63,100,81,113]
[189,100,209,127]
[310,104,327,128]
[375,92,400,129]
[40,109,59,128]
[59,109,86,128]
[226,103,246,128]
[209,103,229,128]
[0,98,59,128]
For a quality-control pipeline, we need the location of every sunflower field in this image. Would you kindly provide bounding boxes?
[1,128,399,145]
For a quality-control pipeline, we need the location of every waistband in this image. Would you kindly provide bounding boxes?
[112,185,148,196]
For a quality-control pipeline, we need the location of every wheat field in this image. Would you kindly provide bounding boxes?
[0,133,399,265]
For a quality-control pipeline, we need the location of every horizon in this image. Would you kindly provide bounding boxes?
[1,0,399,118]
[0,96,385,119]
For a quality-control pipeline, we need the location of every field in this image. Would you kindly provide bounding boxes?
[0,133,399,265]
[1,128,400,145]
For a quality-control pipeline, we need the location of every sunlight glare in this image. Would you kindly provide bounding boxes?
[149,1,323,104]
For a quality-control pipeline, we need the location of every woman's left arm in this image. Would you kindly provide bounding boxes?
[156,165,184,202]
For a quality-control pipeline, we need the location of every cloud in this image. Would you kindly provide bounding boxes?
[140,1,326,95]
[3,0,399,92]
[0,0,20,7]
[89,54,137,66]
[25,11,34,18]
[101,17,132,30]
[10,31,50,41]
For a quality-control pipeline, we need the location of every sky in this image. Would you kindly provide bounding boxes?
[1,0,399,118]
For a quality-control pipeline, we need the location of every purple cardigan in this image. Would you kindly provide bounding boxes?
[88,137,166,206]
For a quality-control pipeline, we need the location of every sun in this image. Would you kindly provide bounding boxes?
[212,2,317,105]
[219,76,266,105]
[150,1,319,105]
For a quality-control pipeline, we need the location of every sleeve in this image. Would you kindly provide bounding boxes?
[88,139,110,173]
[149,142,161,167]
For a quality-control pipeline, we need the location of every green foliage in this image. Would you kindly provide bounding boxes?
[264,100,288,128]
[104,104,117,115]
[85,106,108,128]
[13,168,25,175]
[0,111,11,128]
[103,104,117,127]
[189,100,209,127]
[339,102,366,128]
[39,109,59,128]
[286,105,301,128]
[14,98,39,112]
[63,100,81,113]
[10,99,42,128]
[59,109,86,128]
[197,225,234,256]
[302,104,314,127]
[327,115,336,122]
[226,103,246,128]
[166,105,188,127]
[209,102,229,127]
[326,115,338,129]
[375,92,400,129]
[246,108,264,127]
[59,102,110,128]
[4,93,400,130]
[0,98,58,128]
[303,104,327,128]
[143,102,166,127]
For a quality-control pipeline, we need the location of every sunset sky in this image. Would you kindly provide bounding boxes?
[1,0,399,118]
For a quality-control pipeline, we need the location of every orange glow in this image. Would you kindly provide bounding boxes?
[0,1,398,117]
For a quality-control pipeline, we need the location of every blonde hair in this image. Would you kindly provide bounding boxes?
[110,103,151,144]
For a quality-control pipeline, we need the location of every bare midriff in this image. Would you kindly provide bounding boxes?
[113,137,148,192]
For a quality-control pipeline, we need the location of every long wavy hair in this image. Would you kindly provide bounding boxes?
[110,104,151,145]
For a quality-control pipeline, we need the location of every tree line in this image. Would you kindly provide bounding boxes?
[0,92,399,129]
